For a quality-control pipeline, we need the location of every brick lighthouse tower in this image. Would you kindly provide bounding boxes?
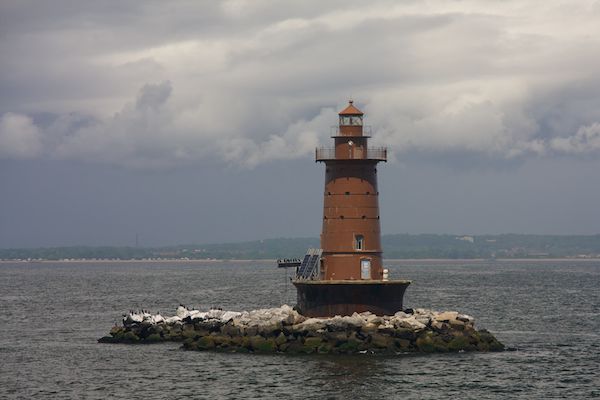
[288,101,410,317]
[318,100,385,281]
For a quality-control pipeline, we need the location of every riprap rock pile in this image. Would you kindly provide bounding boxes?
[99,305,504,354]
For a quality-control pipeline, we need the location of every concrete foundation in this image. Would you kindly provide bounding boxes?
[293,280,411,317]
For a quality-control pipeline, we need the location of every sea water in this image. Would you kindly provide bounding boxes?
[0,260,598,399]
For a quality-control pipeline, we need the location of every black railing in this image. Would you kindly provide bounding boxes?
[330,125,372,136]
[315,147,387,161]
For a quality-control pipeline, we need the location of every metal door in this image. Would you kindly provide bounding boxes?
[360,259,371,280]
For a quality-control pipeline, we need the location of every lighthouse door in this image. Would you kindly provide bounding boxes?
[360,259,371,280]
[354,144,363,159]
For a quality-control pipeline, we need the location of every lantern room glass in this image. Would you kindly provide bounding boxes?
[340,116,362,126]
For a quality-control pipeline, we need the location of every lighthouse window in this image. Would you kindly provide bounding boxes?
[339,116,363,126]
[355,235,364,250]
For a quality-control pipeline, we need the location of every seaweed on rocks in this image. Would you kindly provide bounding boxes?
[99,305,505,354]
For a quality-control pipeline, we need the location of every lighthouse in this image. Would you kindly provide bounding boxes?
[318,100,385,281]
[287,101,410,317]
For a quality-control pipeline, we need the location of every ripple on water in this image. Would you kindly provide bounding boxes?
[0,260,599,399]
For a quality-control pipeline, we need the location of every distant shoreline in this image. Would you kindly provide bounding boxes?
[0,259,268,264]
[1,257,599,264]
[3,234,598,263]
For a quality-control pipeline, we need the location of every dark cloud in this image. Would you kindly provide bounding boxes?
[1,1,600,246]
[136,81,172,110]
[2,1,600,168]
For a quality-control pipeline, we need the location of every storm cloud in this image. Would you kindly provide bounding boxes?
[2,1,600,247]
[2,0,600,168]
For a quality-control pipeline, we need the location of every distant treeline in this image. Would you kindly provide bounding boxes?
[2,234,600,261]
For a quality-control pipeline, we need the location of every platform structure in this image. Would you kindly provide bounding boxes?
[291,101,410,317]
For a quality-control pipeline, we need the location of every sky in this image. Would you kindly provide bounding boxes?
[1,0,600,248]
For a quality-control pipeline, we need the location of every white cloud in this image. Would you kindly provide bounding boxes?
[2,0,600,167]
[550,123,600,154]
[16,81,333,168]
[0,113,42,159]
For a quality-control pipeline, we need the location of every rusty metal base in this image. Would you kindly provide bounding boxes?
[292,279,411,317]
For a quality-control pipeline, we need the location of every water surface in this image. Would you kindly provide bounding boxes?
[0,260,598,399]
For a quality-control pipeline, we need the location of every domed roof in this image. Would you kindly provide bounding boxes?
[339,100,363,115]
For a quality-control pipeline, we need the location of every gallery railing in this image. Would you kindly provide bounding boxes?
[315,147,387,161]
